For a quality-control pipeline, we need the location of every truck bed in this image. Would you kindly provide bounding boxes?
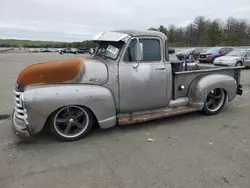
[172,63,242,100]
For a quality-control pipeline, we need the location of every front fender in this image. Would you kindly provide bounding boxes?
[188,74,237,110]
[23,84,117,135]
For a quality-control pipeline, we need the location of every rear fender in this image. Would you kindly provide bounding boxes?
[188,74,237,110]
[23,84,117,135]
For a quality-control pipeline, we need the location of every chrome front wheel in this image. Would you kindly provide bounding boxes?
[49,106,94,141]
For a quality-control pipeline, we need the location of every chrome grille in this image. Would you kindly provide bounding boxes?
[13,90,27,121]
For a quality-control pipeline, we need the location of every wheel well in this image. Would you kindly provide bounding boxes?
[80,105,99,128]
[43,105,100,131]
[236,61,243,65]
[222,88,228,101]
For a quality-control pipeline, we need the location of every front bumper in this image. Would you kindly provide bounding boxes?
[11,110,30,138]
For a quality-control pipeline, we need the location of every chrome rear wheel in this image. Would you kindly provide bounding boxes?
[202,88,227,115]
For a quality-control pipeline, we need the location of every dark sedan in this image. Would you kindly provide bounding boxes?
[176,47,206,61]
[176,48,193,60]
[168,48,175,54]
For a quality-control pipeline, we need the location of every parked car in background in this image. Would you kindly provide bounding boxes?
[70,48,78,54]
[73,48,90,54]
[168,48,175,54]
[48,48,57,52]
[176,47,205,61]
[213,48,250,67]
[59,48,87,54]
[176,48,194,60]
[4,47,12,52]
[0,48,7,52]
[59,48,72,54]
[199,47,234,63]
[176,47,205,60]
[29,48,40,53]
[192,47,207,59]
[54,48,62,52]
[40,48,53,52]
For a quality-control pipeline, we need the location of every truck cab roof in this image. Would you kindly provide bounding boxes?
[113,30,167,39]
[93,30,167,42]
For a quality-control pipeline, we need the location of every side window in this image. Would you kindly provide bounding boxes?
[123,38,161,62]
[226,48,233,53]
[246,51,250,57]
[220,48,226,53]
[165,40,169,61]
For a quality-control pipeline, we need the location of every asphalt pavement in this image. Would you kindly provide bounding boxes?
[0,52,250,188]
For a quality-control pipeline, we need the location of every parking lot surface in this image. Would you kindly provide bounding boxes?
[0,52,250,188]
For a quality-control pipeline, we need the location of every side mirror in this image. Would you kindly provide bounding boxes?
[134,38,143,62]
[133,38,143,69]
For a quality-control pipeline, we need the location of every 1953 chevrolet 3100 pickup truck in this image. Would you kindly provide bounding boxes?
[12,30,244,141]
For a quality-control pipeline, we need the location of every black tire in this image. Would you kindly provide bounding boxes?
[202,88,227,115]
[48,105,94,141]
[235,61,242,67]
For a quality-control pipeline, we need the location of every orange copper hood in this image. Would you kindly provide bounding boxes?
[17,58,84,89]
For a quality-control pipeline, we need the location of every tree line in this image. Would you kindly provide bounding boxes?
[0,40,97,48]
[23,41,96,48]
[149,16,250,47]
[1,16,249,48]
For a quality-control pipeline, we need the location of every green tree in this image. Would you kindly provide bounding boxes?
[206,20,223,46]
[148,16,250,47]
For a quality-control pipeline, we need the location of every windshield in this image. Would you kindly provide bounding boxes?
[206,47,221,53]
[226,49,246,57]
[94,41,125,60]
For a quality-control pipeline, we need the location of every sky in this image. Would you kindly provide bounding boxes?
[1,0,250,42]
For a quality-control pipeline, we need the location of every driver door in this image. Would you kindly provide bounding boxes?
[118,37,168,113]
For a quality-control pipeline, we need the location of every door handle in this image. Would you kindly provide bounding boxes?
[155,67,165,70]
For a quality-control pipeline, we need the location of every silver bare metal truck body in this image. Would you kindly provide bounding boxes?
[12,30,244,141]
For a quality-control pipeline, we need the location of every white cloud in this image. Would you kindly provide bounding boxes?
[234,6,250,13]
[1,0,250,41]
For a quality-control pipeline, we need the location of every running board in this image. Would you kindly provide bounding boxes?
[118,106,198,125]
